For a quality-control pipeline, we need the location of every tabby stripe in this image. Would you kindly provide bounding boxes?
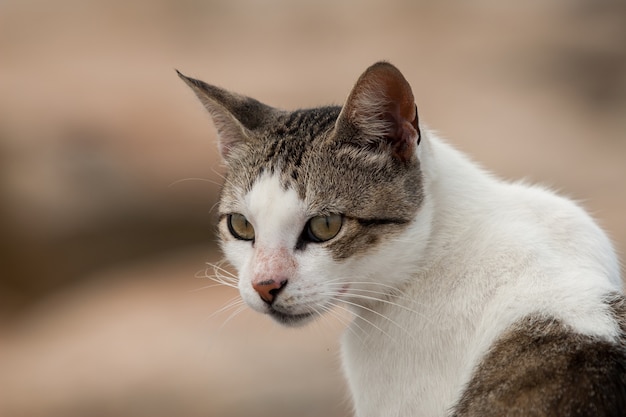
[353,217,409,226]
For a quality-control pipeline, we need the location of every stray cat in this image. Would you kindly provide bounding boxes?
[178,62,626,416]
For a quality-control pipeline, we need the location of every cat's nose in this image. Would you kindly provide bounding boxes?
[252,279,288,305]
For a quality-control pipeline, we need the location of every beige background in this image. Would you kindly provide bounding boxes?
[1,1,625,416]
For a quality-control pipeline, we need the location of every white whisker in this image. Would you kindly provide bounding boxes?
[325,289,433,325]
[196,261,239,290]
[209,166,227,181]
[209,200,221,216]
[321,301,368,347]
[218,304,248,331]
[326,282,422,305]
[189,282,229,292]
[317,302,353,330]
[327,300,404,345]
[307,304,338,341]
[168,177,221,188]
[205,296,245,322]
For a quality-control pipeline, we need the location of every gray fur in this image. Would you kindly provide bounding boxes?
[178,67,424,260]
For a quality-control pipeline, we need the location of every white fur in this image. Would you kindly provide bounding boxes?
[222,131,622,417]
[342,130,621,416]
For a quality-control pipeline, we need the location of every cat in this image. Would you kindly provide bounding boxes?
[178,62,626,416]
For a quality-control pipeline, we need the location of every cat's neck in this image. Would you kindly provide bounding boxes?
[339,130,499,319]
[419,128,496,215]
[404,130,496,268]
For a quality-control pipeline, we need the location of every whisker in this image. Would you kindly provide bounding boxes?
[203,260,237,277]
[209,200,221,216]
[205,296,245,322]
[326,283,421,305]
[189,282,230,292]
[311,303,371,353]
[218,304,248,331]
[327,300,404,345]
[324,290,433,325]
[196,261,239,290]
[198,275,238,289]
[321,301,368,347]
[348,297,417,343]
[209,166,227,181]
[168,177,222,188]
[325,280,400,291]
[324,279,418,299]
[317,302,352,330]
[197,296,243,347]
[307,304,339,342]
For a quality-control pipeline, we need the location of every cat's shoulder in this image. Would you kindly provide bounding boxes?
[489,179,616,263]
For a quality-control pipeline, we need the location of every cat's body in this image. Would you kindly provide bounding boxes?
[342,133,624,416]
[178,63,626,416]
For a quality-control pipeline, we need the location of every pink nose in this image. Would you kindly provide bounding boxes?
[252,279,288,304]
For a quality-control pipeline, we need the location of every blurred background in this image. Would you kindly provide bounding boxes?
[1,0,625,416]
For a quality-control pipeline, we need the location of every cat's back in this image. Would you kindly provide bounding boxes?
[491,179,620,287]
[426,135,620,294]
[449,166,623,345]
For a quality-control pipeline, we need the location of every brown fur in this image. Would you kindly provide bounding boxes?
[452,296,626,417]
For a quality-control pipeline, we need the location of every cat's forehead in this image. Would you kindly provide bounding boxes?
[260,106,341,183]
[223,107,340,194]
[219,106,423,221]
[268,106,341,141]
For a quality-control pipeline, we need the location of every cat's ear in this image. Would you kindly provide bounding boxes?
[335,62,421,162]
[177,70,274,159]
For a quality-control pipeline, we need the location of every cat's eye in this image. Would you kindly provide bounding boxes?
[306,214,343,243]
[227,213,255,241]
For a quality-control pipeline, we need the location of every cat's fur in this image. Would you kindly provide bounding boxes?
[178,62,626,416]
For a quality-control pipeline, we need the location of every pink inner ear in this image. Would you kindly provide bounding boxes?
[341,62,420,162]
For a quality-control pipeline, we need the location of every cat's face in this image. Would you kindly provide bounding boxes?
[179,62,427,326]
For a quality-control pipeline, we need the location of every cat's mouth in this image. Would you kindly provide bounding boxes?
[267,308,317,327]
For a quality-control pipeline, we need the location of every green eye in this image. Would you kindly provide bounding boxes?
[306,214,343,242]
[227,214,255,241]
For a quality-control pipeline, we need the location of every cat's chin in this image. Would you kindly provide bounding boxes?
[267,308,317,327]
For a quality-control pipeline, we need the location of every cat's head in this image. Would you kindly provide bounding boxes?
[179,62,430,326]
